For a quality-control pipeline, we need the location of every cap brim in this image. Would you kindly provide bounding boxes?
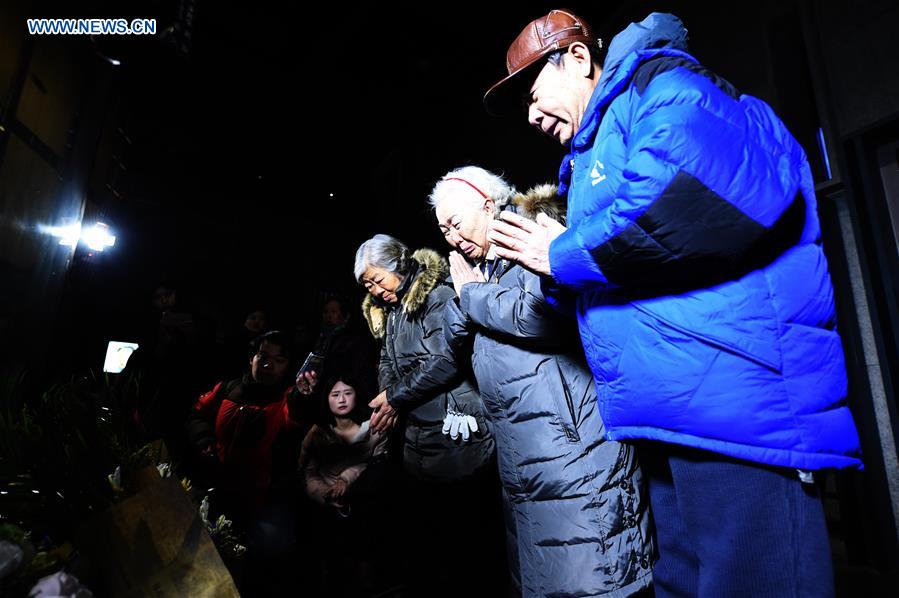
[483,59,544,117]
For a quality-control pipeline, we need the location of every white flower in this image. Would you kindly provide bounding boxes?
[28,571,94,597]
[199,495,211,526]
[107,466,122,493]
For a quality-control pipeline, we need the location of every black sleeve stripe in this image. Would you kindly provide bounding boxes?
[589,170,805,292]
[632,55,741,100]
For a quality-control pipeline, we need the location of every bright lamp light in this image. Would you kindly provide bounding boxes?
[81,223,116,251]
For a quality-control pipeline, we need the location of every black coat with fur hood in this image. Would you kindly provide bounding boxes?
[362,248,494,482]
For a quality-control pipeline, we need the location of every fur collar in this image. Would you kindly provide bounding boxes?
[362,248,448,339]
[511,184,565,224]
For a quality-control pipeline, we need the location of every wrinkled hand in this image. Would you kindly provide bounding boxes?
[442,409,479,442]
[487,212,567,276]
[369,391,398,434]
[327,478,349,504]
[296,370,318,395]
[448,251,485,297]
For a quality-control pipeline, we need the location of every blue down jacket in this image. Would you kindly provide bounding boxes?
[545,13,862,470]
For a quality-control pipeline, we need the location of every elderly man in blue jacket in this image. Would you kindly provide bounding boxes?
[485,9,862,597]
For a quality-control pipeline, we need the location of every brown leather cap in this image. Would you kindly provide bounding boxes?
[484,9,596,116]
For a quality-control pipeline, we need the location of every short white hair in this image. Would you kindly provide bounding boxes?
[428,166,517,218]
[354,234,411,283]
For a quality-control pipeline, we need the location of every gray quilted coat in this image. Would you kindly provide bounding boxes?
[444,187,654,597]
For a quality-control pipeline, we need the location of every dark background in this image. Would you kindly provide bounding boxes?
[0,1,846,367]
[3,0,899,588]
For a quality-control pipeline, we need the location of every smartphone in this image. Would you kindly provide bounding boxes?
[297,352,325,378]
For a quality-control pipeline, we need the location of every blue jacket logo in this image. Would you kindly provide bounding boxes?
[590,160,607,186]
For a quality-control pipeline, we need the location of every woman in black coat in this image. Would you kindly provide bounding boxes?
[355,234,494,481]
[354,234,505,595]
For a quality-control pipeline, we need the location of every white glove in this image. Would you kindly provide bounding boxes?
[459,414,471,442]
[442,412,453,436]
[442,409,479,443]
[450,411,462,439]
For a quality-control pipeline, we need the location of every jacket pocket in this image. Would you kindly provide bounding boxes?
[546,360,581,443]
[632,303,783,374]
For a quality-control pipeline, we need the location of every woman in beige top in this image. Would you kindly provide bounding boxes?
[300,374,387,511]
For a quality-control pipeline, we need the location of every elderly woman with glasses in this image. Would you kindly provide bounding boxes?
[431,166,653,597]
